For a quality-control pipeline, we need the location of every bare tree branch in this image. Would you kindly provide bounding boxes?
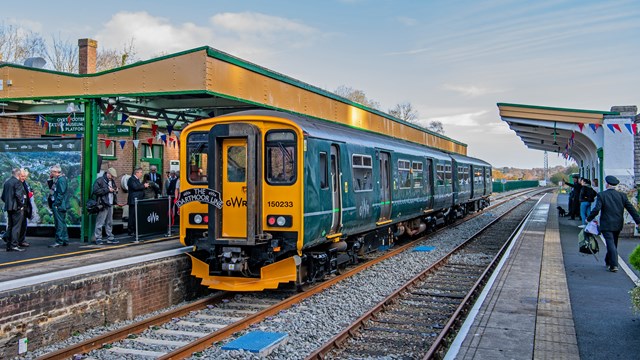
[335,85,381,110]
[389,102,418,122]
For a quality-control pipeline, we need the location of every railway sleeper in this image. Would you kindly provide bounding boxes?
[419,283,473,292]
[372,318,445,330]
[387,309,450,321]
[364,325,437,338]
[406,292,462,304]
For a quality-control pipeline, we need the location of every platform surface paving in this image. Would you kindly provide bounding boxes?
[453,192,640,359]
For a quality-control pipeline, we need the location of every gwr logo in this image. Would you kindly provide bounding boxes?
[226,197,247,207]
[147,212,160,223]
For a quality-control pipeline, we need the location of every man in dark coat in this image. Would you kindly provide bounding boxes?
[127,167,149,236]
[143,165,162,198]
[2,168,26,251]
[18,168,33,247]
[564,174,582,220]
[49,165,70,247]
[587,175,640,272]
[93,168,119,245]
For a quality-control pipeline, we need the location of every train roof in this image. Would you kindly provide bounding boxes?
[219,110,454,161]
[450,153,492,167]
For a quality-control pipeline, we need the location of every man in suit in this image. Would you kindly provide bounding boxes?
[127,167,149,236]
[587,175,640,272]
[49,165,70,247]
[2,168,26,252]
[143,165,162,198]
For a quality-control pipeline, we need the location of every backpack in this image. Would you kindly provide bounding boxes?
[578,230,599,255]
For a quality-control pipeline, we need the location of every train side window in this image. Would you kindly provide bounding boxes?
[436,164,445,186]
[398,160,411,189]
[445,164,452,185]
[186,132,209,185]
[412,161,423,188]
[474,169,482,185]
[319,152,328,189]
[352,154,373,192]
[266,131,297,185]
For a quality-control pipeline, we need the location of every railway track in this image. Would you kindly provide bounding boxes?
[34,188,543,360]
[307,194,541,359]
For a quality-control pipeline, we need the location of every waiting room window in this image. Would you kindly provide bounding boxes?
[98,139,115,157]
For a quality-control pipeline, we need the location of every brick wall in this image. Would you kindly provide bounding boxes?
[0,256,207,357]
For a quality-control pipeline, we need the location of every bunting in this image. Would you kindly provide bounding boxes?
[120,114,129,125]
[119,140,127,150]
[146,138,154,146]
[613,124,621,133]
[577,123,584,132]
[105,104,114,115]
[160,134,167,144]
[132,140,140,148]
[589,124,599,133]
[151,124,159,137]
[105,139,112,148]
[167,125,174,135]
[135,120,142,132]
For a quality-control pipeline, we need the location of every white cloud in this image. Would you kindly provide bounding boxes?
[94,11,319,62]
[420,110,487,127]
[443,83,504,97]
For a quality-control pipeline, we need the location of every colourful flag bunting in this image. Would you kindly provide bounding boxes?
[132,140,140,148]
[167,125,173,135]
[135,120,142,132]
[105,104,114,115]
[633,123,638,135]
[589,124,598,133]
[119,140,126,150]
[120,114,129,125]
[151,124,158,137]
[147,138,154,146]
[105,139,112,148]
[577,123,584,132]
[607,124,615,133]
[161,134,167,144]
[612,124,621,132]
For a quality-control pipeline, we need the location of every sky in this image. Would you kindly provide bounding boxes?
[3,0,640,169]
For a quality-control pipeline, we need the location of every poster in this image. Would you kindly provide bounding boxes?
[0,138,82,227]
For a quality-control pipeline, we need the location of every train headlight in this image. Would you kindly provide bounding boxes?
[193,214,203,224]
[276,216,286,226]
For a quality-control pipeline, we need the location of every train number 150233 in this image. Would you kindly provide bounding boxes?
[267,201,294,208]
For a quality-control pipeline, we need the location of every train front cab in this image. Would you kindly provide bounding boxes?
[181,114,305,291]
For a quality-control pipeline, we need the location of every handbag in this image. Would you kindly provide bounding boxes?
[578,229,599,257]
[86,198,104,214]
[585,220,599,235]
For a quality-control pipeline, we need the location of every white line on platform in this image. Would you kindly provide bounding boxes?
[596,235,640,284]
[0,247,193,293]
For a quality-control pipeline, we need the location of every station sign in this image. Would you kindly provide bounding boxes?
[176,188,223,209]
[45,114,131,136]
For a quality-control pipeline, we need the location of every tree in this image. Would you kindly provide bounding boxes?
[46,35,78,73]
[389,102,418,122]
[0,23,46,63]
[335,85,381,110]
[427,120,445,135]
[96,38,137,71]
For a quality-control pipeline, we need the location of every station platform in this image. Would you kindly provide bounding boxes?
[451,192,640,359]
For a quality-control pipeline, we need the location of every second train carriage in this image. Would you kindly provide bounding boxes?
[179,110,491,291]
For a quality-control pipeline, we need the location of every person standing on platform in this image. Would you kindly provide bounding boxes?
[579,178,597,225]
[93,168,119,245]
[587,175,640,272]
[166,170,178,201]
[564,174,582,220]
[127,167,149,236]
[49,165,70,247]
[2,168,26,252]
[18,168,33,248]
[143,165,162,198]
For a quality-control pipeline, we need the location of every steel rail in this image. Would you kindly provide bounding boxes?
[36,293,231,360]
[305,191,544,360]
[37,187,540,359]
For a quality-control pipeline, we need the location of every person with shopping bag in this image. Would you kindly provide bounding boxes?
[586,175,640,272]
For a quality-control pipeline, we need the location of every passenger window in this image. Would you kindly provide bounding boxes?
[436,164,445,186]
[412,161,423,188]
[266,131,297,185]
[352,154,373,192]
[398,160,411,189]
[186,132,209,185]
[227,146,246,182]
[319,152,328,189]
[445,165,452,185]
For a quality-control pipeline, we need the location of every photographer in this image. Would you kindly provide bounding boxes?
[92,168,119,245]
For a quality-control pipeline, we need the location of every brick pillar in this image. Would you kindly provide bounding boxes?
[78,38,97,74]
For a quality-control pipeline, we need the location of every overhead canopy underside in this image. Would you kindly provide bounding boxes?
[0,46,467,155]
[498,103,618,163]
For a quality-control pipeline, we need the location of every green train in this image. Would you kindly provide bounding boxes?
[180,110,492,291]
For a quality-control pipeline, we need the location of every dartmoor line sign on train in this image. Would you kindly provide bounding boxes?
[176,188,223,209]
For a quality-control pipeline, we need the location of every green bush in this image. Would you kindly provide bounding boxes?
[630,245,640,313]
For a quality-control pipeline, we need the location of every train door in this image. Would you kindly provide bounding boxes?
[426,158,434,208]
[379,151,392,221]
[470,165,475,197]
[221,138,247,238]
[209,123,260,244]
[330,145,342,234]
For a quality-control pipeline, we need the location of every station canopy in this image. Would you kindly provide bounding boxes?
[0,46,467,155]
[497,103,618,163]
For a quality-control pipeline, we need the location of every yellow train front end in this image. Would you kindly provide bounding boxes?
[179,111,304,291]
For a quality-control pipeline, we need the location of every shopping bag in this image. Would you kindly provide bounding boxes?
[578,230,599,260]
[585,220,599,235]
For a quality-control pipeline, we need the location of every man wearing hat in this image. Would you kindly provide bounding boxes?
[92,168,119,245]
[587,175,640,272]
